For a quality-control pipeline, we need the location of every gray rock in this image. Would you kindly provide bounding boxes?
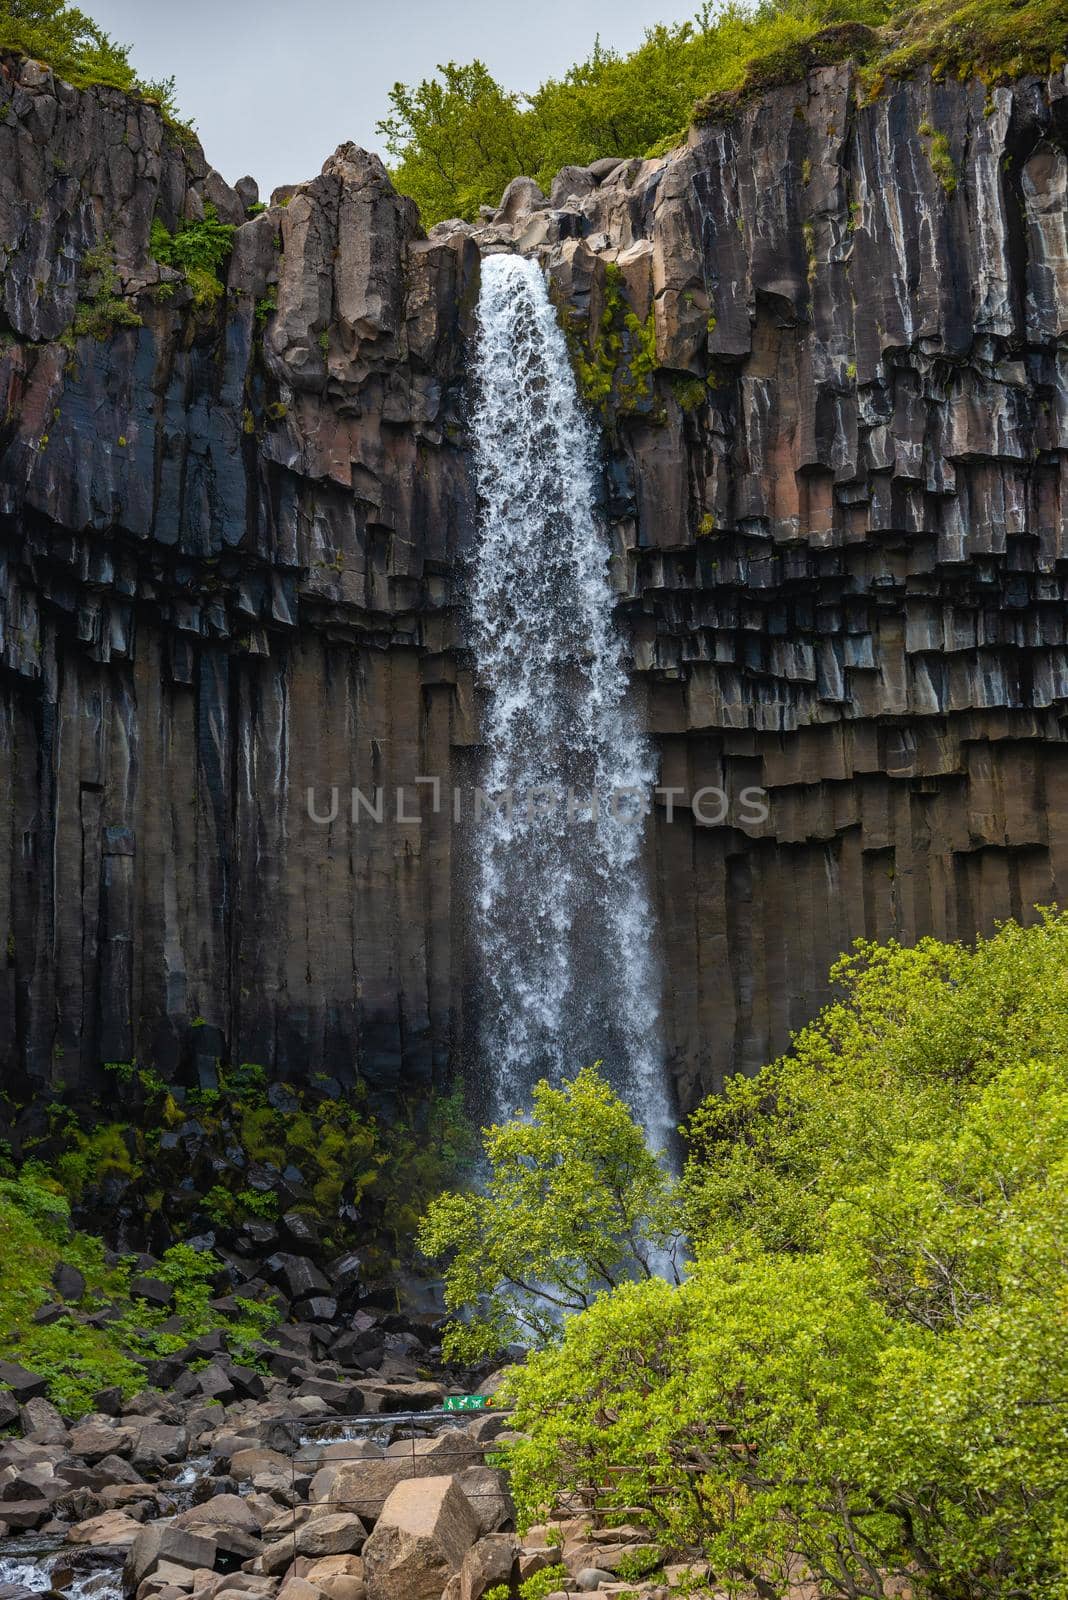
[52,1262,86,1301]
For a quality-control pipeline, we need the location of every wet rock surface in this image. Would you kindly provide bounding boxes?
[1,53,1067,1103]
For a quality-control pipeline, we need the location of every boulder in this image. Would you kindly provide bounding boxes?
[355,1381,443,1415]
[550,166,597,207]
[361,1475,480,1600]
[0,1363,48,1402]
[459,1534,517,1600]
[0,1497,51,1530]
[456,1466,515,1536]
[493,177,547,226]
[323,1434,480,1522]
[69,1422,133,1462]
[575,1571,615,1591]
[265,1254,331,1301]
[587,156,626,181]
[295,1378,361,1414]
[66,1509,144,1547]
[18,1397,67,1443]
[130,1277,175,1309]
[175,1494,262,1533]
[0,1392,19,1430]
[294,1512,367,1557]
[52,1262,86,1301]
[130,1424,188,1471]
[124,1524,218,1592]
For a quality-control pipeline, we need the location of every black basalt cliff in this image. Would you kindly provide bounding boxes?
[1,53,1067,1109]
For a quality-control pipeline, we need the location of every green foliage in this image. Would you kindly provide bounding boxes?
[418,1065,680,1360]
[41,1064,473,1280]
[65,236,142,342]
[498,913,1068,1600]
[918,120,958,192]
[381,0,1064,227]
[150,207,235,311]
[560,262,660,421]
[0,0,186,126]
[378,59,542,226]
[518,1566,569,1600]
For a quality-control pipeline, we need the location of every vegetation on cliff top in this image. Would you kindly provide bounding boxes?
[380,0,1066,224]
[0,0,184,126]
[423,912,1068,1600]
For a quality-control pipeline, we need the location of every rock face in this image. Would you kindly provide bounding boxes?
[1,52,1067,1105]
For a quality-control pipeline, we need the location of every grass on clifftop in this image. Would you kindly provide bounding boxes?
[380,0,1067,224]
[0,0,187,130]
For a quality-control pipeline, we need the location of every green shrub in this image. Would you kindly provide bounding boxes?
[518,1567,569,1600]
[495,913,1068,1600]
[150,207,235,311]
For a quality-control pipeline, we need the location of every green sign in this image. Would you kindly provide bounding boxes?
[443,1395,487,1412]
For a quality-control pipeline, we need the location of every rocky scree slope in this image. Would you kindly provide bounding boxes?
[1,54,1068,1105]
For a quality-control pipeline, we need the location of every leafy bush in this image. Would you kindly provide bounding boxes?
[518,1566,569,1600]
[466,914,1068,1600]
[150,208,235,311]
[418,1065,680,1360]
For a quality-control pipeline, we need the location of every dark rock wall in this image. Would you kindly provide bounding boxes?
[1,53,1067,1107]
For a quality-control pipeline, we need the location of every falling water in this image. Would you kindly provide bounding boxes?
[469,252,674,1152]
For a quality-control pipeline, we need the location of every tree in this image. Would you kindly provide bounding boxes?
[491,915,1068,1600]
[376,61,541,225]
[417,1065,681,1360]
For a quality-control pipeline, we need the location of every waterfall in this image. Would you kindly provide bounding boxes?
[469,252,675,1153]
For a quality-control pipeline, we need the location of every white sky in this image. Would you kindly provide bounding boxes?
[88,0,699,199]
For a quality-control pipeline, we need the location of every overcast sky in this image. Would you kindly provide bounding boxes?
[88,0,697,201]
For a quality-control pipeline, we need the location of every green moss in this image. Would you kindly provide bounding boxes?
[563,262,659,422]
[918,122,958,193]
[672,376,709,412]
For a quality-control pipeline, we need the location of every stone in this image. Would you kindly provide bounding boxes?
[323,1433,480,1522]
[493,176,548,225]
[587,157,626,180]
[265,1256,332,1302]
[458,1533,516,1600]
[130,1424,188,1471]
[361,1475,480,1600]
[455,1467,514,1536]
[52,1262,86,1301]
[130,1278,175,1309]
[293,1512,367,1557]
[0,1393,19,1430]
[18,1396,66,1439]
[295,1378,361,1413]
[175,1494,262,1533]
[575,1572,615,1591]
[0,1498,51,1530]
[0,1364,48,1402]
[66,1509,145,1547]
[124,1525,219,1592]
[69,1422,133,1462]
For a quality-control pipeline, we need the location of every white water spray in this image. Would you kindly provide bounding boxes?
[469,252,674,1152]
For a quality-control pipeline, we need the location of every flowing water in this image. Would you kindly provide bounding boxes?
[469,252,674,1151]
